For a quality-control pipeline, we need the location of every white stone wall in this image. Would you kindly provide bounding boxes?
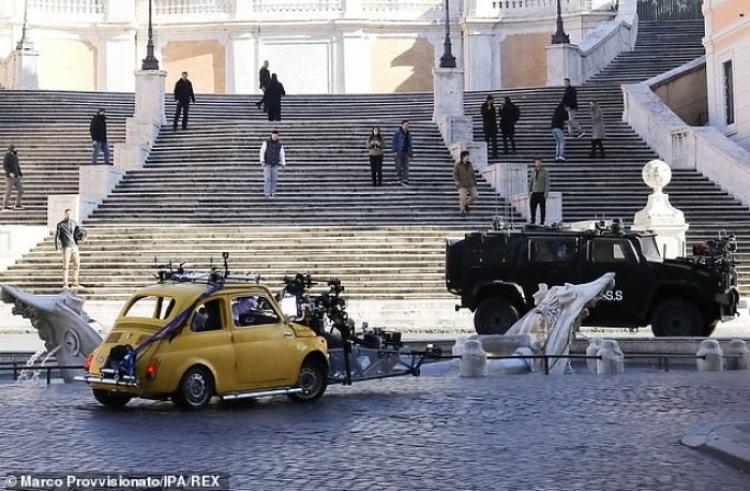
[704,0,750,152]
[0,0,617,93]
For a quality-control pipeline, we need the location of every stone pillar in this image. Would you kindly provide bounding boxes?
[463,30,497,91]
[481,163,527,196]
[631,160,689,259]
[546,44,581,87]
[343,33,371,94]
[79,165,126,219]
[433,67,465,123]
[224,34,255,94]
[510,192,563,224]
[725,340,750,371]
[12,44,39,90]
[103,33,137,92]
[597,339,625,374]
[586,338,603,374]
[116,69,167,171]
[460,339,488,377]
[696,339,723,372]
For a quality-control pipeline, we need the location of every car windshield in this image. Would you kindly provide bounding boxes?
[639,236,662,262]
[122,295,177,320]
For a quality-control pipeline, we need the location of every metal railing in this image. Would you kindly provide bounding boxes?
[636,0,703,21]
[0,362,84,385]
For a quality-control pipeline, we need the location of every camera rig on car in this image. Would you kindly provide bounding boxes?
[692,231,738,274]
[279,273,436,385]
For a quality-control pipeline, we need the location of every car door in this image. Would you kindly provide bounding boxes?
[230,294,297,389]
[171,298,237,394]
[521,237,580,295]
[580,237,643,324]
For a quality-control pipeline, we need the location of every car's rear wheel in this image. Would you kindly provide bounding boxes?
[289,360,327,403]
[474,297,519,335]
[172,366,214,410]
[92,389,132,408]
[651,299,703,337]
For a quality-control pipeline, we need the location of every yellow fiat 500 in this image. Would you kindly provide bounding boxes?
[78,275,329,410]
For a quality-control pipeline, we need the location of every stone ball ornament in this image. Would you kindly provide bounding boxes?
[642,159,672,192]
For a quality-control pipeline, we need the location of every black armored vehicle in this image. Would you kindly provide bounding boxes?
[445,220,741,337]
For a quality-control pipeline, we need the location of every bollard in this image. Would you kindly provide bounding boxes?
[452,334,476,357]
[696,339,723,372]
[586,338,603,374]
[725,339,750,371]
[460,339,488,377]
[597,339,625,375]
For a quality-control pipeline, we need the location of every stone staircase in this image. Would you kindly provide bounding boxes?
[2,18,749,328]
[0,91,130,224]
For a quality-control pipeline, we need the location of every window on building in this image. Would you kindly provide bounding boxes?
[723,60,735,125]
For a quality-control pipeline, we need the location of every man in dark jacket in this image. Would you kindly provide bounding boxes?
[480,95,498,158]
[265,73,286,122]
[561,78,584,137]
[3,145,23,210]
[453,150,478,216]
[391,120,413,186]
[256,60,271,111]
[499,96,521,154]
[173,71,196,130]
[89,108,110,165]
[55,208,85,288]
[259,129,286,197]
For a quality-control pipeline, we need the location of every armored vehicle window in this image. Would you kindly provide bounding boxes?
[590,239,637,264]
[529,238,577,263]
[123,296,176,320]
[638,236,662,262]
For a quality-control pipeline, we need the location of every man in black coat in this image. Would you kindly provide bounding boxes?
[173,71,196,130]
[265,73,286,122]
[256,60,271,111]
[562,78,584,137]
[2,145,23,210]
[89,108,109,165]
[480,95,498,158]
[499,96,521,154]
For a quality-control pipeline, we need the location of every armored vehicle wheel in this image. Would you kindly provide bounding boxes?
[172,366,214,410]
[651,299,703,337]
[289,360,327,403]
[474,298,519,335]
[703,321,718,337]
[92,389,132,408]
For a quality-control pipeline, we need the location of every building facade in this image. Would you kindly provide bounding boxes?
[704,0,750,151]
[0,0,617,94]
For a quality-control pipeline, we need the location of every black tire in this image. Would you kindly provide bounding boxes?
[288,359,327,403]
[172,366,214,410]
[92,389,132,408]
[474,297,520,335]
[651,299,704,337]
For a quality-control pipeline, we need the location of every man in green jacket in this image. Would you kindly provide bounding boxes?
[453,150,478,216]
[528,157,550,225]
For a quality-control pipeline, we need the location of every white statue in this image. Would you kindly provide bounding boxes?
[1,285,104,382]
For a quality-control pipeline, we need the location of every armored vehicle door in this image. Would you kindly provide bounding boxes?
[580,237,643,325]
[522,237,580,293]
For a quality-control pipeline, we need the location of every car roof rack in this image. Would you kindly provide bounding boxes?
[154,252,261,286]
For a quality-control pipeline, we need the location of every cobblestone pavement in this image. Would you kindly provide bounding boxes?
[1,370,749,491]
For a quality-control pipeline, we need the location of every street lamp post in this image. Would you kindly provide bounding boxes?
[439,0,456,68]
[550,0,570,44]
[16,0,31,50]
[141,0,160,70]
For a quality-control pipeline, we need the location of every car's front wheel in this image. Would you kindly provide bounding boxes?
[474,297,519,335]
[172,366,214,410]
[289,360,327,403]
[92,389,132,408]
[651,299,703,337]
